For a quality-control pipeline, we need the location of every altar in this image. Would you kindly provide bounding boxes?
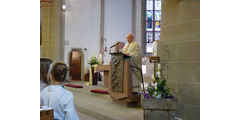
[96,65,110,88]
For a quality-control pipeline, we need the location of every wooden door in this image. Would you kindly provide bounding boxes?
[69,50,81,80]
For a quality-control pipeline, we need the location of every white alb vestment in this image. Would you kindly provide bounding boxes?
[122,41,142,92]
[40,85,79,120]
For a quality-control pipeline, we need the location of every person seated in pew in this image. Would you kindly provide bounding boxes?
[122,33,142,94]
[40,62,79,120]
[40,58,53,91]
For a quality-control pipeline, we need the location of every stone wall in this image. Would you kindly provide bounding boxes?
[64,0,101,80]
[157,0,200,119]
[40,0,64,61]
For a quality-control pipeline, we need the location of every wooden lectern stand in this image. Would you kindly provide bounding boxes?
[109,53,140,106]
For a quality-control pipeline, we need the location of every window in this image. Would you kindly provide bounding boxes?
[145,0,162,53]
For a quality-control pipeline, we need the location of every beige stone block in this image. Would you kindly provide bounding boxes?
[184,105,200,120]
[144,110,175,120]
[175,102,185,119]
[144,110,151,120]
[166,63,179,82]
[166,62,200,83]
[177,41,200,62]
[176,82,200,106]
[152,110,175,120]
[161,0,180,25]
[179,0,200,22]
[160,20,200,42]
[142,98,177,110]
[177,63,200,83]
[157,42,177,62]
[167,81,177,97]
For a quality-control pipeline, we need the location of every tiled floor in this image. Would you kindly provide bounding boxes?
[65,81,144,120]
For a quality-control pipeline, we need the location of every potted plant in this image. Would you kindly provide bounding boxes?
[87,56,100,85]
[145,77,172,98]
[142,69,177,120]
[88,56,100,66]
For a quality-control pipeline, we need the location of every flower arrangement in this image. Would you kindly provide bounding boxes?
[144,62,174,99]
[88,56,100,65]
[144,77,173,99]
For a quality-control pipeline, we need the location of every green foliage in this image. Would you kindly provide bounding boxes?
[146,77,173,98]
[147,83,155,97]
[88,56,100,65]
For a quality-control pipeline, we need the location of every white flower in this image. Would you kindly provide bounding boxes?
[156,71,161,78]
[153,91,158,96]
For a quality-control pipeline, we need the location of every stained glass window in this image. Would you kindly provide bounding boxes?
[146,32,153,43]
[155,11,161,21]
[146,11,153,31]
[146,22,153,31]
[155,32,160,40]
[146,43,153,53]
[145,0,162,53]
[155,0,161,10]
[147,0,153,10]
[146,11,153,20]
[155,21,160,31]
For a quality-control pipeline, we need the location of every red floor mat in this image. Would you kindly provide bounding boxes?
[90,89,109,94]
[65,84,83,88]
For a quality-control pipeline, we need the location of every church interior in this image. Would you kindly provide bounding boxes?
[40,0,200,120]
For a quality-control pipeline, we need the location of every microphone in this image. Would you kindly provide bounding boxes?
[110,44,116,49]
[109,42,120,53]
[110,42,120,48]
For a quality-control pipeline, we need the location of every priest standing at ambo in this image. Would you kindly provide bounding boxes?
[122,33,142,93]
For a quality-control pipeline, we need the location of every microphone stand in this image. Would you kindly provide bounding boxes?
[109,42,120,54]
[129,65,145,95]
